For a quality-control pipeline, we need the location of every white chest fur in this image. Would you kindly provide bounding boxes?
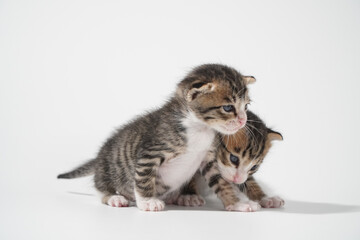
[158,112,215,193]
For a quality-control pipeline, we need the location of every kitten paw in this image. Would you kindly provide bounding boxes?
[176,194,206,207]
[106,195,129,207]
[260,196,285,208]
[226,201,261,212]
[137,198,165,211]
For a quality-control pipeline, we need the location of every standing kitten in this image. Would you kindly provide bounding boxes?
[200,110,283,211]
[58,64,256,211]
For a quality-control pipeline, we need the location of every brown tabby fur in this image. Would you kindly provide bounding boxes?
[199,110,282,208]
[58,64,255,211]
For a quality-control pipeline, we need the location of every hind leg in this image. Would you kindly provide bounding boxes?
[94,170,130,208]
[102,194,129,207]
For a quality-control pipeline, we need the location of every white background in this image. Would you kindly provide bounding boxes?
[1,0,359,239]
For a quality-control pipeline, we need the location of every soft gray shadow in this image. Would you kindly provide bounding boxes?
[166,200,360,214]
[66,191,223,211]
[67,191,96,197]
[165,202,223,212]
[65,193,360,214]
[270,200,360,215]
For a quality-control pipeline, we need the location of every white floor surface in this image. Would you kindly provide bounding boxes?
[1,177,359,240]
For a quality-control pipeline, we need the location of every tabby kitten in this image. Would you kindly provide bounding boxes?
[200,110,283,211]
[58,64,256,211]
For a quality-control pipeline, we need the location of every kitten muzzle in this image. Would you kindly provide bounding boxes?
[236,114,247,128]
[233,176,245,184]
[223,117,247,134]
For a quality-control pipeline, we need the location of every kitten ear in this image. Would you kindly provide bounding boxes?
[267,129,283,141]
[186,82,216,102]
[243,76,256,85]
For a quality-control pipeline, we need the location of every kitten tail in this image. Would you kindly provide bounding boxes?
[57,159,97,179]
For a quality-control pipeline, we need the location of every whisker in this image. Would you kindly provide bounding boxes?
[246,123,264,137]
[246,119,263,123]
[245,125,259,147]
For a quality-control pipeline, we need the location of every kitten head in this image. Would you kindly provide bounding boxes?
[216,111,283,184]
[177,64,256,135]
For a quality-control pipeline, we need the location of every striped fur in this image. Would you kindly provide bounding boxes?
[58,64,255,211]
[200,110,283,210]
[57,159,96,179]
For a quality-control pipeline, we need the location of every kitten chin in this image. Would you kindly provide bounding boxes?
[212,124,245,135]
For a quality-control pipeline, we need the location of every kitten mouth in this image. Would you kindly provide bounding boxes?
[222,120,246,134]
[222,176,238,184]
[222,125,243,134]
[232,179,245,184]
[223,175,245,184]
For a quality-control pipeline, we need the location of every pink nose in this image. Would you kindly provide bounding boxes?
[233,175,242,183]
[238,117,247,127]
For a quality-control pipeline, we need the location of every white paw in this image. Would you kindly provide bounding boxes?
[260,196,285,208]
[176,194,206,207]
[107,195,129,207]
[226,200,261,212]
[137,198,165,211]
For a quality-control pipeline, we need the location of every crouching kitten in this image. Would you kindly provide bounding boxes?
[200,110,284,211]
[58,64,256,211]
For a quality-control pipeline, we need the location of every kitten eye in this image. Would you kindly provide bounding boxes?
[250,165,258,171]
[229,154,239,165]
[223,105,234,112]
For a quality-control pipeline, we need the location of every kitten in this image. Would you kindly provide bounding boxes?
[200,110,283,211]
[58,64,256,211]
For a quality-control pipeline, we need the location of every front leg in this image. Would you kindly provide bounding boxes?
[201,155,260,212]
[172,172,205,207]
[134,155,165,211]
[242,176,285,208]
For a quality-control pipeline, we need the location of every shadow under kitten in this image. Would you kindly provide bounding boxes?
[66,192,360,214]
[272,200,360,215]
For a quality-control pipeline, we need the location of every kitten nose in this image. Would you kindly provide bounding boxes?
[237,115,247,127]
[233,175,243,184]
[238,118,246,126]
[237,111,247,126]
